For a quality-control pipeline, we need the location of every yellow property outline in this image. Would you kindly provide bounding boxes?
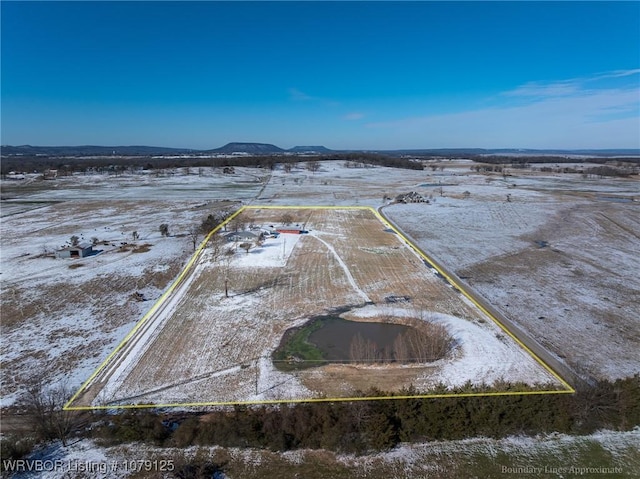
[65,205,574,411]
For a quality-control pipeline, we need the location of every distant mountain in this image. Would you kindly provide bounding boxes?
[288,145,333,153]
[483,149,640,157]
[380,148,640,157]
[376,148,640,157]
[382,148,489,156]
[2,144,637,158]
[208,142,285,154]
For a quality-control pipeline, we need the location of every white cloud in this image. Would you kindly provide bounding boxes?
[504,80,581,98]
[288,88,314,101]
[343,112,365,121]
[365,70,640,149]
[592,68,640,80]
[287,88,341,107]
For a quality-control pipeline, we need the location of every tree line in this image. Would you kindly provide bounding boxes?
[85,376,640,454]
[3,375,638,470]
[1,152,425,177]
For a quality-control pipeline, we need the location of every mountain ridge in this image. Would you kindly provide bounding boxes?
[2,144,638,157]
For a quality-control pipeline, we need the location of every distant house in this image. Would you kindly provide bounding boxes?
[6,172,26,180]
[224,231,258,243]
[55,242,94,259]
[43,169,58,180]
[395,191,428,204]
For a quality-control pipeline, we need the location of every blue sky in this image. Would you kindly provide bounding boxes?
[2,1,639,150]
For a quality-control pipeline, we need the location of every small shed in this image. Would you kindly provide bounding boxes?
[56,242,94,259]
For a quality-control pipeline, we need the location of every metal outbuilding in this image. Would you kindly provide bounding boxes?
[55,242,94,259]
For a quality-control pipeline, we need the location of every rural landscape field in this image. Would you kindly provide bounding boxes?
[2,1,639,476]
[2,157,639,476]
[69,205,566,409]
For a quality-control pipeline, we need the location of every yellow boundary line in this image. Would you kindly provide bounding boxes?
[65,205,573,411]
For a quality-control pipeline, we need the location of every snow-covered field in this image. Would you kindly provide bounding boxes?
[1,170,244,407]
[2,167,267,202]
[2,161,638,412]
[383,170,640,381]
[77,207,559,408]
[344,305,557,389]
[1,202,197,405]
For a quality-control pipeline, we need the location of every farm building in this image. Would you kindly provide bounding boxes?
[55,243,94,259]
[224,231,258,242]
[395,191,428,204]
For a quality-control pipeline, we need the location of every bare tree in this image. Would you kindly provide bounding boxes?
[229,218,246,233]
[22,377,80,447]
[188,225,201,252]
[132,231,139,241]
[208,234,227,261]
[70,235,79,246]
[200,213,219,235]
[283,163,293,173]
[159,223,169,237]
[350,333,367,363]
[364,337,378,362]
[349,333,378,363]
[393,334,410,363]
[280,213,294,226]
[307,161,321,174]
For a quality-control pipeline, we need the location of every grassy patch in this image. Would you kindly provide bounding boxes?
[132,243,152,253]
[125,433,640,479]
[460,438,636,478]
[272,318,326,371]
[117,243,152,253]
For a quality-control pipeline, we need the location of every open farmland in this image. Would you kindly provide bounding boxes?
[0,198,240,407]
[70,206,564,408]
[383,166,640,382]
[2,160,638,411]
[0,167,268,407]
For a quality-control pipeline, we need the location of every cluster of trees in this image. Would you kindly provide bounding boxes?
[584,165,636,178]
[0,155,287,175]
[1,152,430,178]
[331,153,424,170]
[5,152,640,178]
[476,155,640,166]
[349,325,451,364]
[3,376,638,470]
[472,163,504,173]
[83,376,640,455]
[157,209,239,252]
